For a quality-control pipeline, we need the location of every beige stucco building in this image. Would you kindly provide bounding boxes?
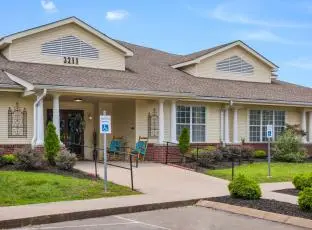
[1,17,312,159]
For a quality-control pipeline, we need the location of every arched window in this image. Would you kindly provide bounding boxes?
[8,102,27,138]
[148,108,159,138]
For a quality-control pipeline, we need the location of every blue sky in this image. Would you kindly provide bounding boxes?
[1,0,312,86]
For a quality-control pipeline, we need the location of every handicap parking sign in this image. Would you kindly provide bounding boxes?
[100,115,111,134]
[266,125,273,138]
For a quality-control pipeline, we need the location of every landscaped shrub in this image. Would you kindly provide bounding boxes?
[254,150,267,158]
[298,187,312,211]
[1,154,16,164]
[240,146,255,160]
[228,174,261,200]
[55,148,77,171]
[273,129,307,163]
[44,122,61,165]
[14,147,46,170]
[293,173,312,190]
[196,149,224,167]
[178,128,190,156]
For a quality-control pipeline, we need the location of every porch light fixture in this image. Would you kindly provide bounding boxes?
[88,113,93,120]
[74,98,83,102]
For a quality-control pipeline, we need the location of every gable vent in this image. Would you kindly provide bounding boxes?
[41,35,99,59]
[216,56,254,74]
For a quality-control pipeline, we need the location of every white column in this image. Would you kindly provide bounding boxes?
[52,94,60,139]
[233,108,238,144]
[36,97,44,146]
[220,109,224,143]
[170,100,177,143]
[301,110,307,143]
[158,99,165,144]
[224,107,230,144]
[309,112,312,143]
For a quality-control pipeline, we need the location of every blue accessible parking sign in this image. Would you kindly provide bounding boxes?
[100,115,111,134]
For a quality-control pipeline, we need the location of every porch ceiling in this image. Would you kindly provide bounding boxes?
[44,94,136,103]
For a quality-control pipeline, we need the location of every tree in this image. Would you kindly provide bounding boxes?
[44,122,60,165]
[178,128,190,156]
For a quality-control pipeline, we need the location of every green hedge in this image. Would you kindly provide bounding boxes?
[254,150,266,158]
[298,187,312,211]
[293,173,312,190]
[228,174,261,200]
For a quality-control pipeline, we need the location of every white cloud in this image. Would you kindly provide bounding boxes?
[236,30,312,46]
[209,3,312,28]
[239,30,295,44]
[105,10,129,21]
[287,58,312,70]
[41,0,57,13]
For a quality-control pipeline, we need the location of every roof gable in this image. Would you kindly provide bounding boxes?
[0,17,133,57]
[172,40,278,70]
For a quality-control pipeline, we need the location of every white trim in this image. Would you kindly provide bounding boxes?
[205,105,209,143]
[158,99,165,144]
[4,71,34,91]
[171,41,278,69]
[0,17,133,57]
[247,109,250,142]
[309,112,312,143]
[170,100,177,143]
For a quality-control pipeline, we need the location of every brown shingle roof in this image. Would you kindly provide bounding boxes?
[0,41,311,104]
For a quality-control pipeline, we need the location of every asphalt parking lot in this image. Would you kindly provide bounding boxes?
[14,206,306,230]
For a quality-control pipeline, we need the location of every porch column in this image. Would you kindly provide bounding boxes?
[158,99,165,144]
[224,107,230,144]
[170,100,177,143]
[233,108,239,144]
[220,109,224,143]
[52,94,60,139]
[309,112,312,143]
[36,97,44,146]
[301,110,307,143]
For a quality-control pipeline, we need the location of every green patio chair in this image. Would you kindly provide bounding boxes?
[108,136,125,158]
[131,136,148,160]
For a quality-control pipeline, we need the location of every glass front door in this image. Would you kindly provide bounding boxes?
[47,110,85,159]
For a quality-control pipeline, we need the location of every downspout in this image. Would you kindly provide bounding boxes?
[31,89,47,148]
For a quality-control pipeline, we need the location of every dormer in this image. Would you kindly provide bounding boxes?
[172,41,278,83]
[0,17,133,70]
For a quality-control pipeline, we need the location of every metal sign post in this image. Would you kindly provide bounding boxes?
[266,124,273,178]
[100,111,111,192]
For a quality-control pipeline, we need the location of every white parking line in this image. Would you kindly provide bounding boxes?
[114,215,171,230]
[16,222,136,229]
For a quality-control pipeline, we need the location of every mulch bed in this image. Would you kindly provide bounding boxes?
[274,188,300,196]
[207,196,312,220]
[0,165,100,180]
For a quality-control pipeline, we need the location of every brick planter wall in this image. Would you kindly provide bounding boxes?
[145,142,312,163]
[0,144,45,154]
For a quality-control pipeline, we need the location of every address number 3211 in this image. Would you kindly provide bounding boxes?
[64,57,79,65]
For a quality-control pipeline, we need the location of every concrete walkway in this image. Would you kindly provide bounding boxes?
[261,182,297,204]
[75,161,229,199]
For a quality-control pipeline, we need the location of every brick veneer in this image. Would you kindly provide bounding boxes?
[145,142,312,163]
[0,144,44,154]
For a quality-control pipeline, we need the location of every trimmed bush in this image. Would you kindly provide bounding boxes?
[293,173,312,190]
[1,154,16,164]
[178,128,190,155]
[254,150,267,158]
[273,129,307,162]
[55,148,77,171]
[228,174,262,200]
[14,147,46,170]
[44,122,61,165]
[298,187,312,211]
[241,146,255,159]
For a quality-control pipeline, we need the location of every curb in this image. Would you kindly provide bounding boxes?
[167,163,196,171]
[196,200,312,229]
[0,198,201,229]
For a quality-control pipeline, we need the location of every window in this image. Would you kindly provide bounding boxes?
[216,56,254,74]
[176,105,206,142]
[249,110,285,142]
[41,35,99,59]
[8,102,27,138]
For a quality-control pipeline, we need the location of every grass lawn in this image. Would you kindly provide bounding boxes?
[0,171,139,206]
[206,162,312,183]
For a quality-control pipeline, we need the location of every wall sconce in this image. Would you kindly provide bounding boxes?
[88,113,93,120]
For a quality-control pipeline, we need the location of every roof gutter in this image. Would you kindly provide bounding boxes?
[35,84,312,107]
[31,89,47,148]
